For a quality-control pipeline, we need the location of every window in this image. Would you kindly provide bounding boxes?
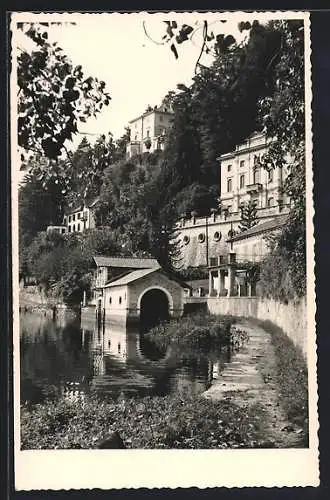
[159,115,163,122]
[213,231,221,242]
[254,154,260,166]
[253,168,260,184]
[73,224,75,232]
[146,130,150,138]
[183,235,190,245]
[68,226,71,233]
[77,212,81,219]
[69,215,72,223]
[240,174,245,188]
[109,296,112,304]
[227,164,232,172]
[268,197,274,207]
[134,134,138,141]
[77,223,80,231]
[268,169,274,182]
[72,214,76,221]
[63,217,67,224]
[198,233,205,243]
[119,296,122,304]
[61,228,66,234]
[118,343,121,353]
[240,160,245,168]
[227,178,232,192]
[227,205,232,213]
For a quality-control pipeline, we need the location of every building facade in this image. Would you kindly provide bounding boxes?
[126,104,173,158]
[90,256,160,307]
[102,268,186,325]
[63,198,99,234]
[175,132,290,269]
[219,131,289,213]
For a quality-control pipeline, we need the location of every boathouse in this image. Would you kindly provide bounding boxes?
[102,268,188,328]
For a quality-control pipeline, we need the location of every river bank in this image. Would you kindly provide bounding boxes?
[20,313,308,449]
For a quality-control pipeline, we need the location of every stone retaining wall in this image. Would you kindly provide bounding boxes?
[207,296,308,358]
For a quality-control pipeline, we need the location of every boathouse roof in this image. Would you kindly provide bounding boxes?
[104,268,157,288]
[103,267,191,290]
[93,256,160,269]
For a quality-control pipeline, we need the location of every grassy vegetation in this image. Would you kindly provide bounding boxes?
[21,393,269,450]
[145,312,238,351]
[251,319,309,440]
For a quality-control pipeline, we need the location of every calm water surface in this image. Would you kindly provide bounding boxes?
[20,311,232,404]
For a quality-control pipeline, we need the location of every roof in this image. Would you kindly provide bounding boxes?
[104,268,157,288]
[64,197,99,215]
[93,256,160,269]
[129,107,173,124]
[228,215,288,243]
[104,267,191,289]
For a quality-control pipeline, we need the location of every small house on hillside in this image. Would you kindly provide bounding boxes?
[63,197,100,233]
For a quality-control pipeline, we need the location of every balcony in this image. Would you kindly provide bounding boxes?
[246,183,263,194]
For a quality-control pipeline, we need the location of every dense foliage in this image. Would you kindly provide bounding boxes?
[23,228,123,305]
[257,20,306,299]
[21,392,268,449]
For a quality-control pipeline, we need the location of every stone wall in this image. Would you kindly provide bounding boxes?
[207,296,308,358]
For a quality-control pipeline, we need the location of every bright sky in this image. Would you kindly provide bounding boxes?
[14,12,246,147]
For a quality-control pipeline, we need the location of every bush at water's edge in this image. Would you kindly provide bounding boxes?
[144,312,237,351]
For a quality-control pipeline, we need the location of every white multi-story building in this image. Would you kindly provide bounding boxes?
[46,197,99,235]
[219,131,289,213]
[175,132,290,268]
[126,103,173,158]
[63,198,99,234]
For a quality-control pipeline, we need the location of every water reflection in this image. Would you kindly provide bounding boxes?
[20,311,231,404]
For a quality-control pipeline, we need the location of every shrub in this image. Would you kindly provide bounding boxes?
[145,312,235,351]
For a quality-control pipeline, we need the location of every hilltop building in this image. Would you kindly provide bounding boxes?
[126,103,173,158]
[176,132,290,268]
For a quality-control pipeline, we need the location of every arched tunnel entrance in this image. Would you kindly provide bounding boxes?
[140,288,170,331]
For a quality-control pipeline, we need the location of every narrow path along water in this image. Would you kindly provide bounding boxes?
[203,320,306,448]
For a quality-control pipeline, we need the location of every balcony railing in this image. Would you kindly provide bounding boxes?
[246,183,263,194]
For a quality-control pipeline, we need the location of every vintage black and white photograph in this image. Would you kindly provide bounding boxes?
[11,10,318,489]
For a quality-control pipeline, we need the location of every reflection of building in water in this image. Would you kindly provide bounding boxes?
[82,319,140,366]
